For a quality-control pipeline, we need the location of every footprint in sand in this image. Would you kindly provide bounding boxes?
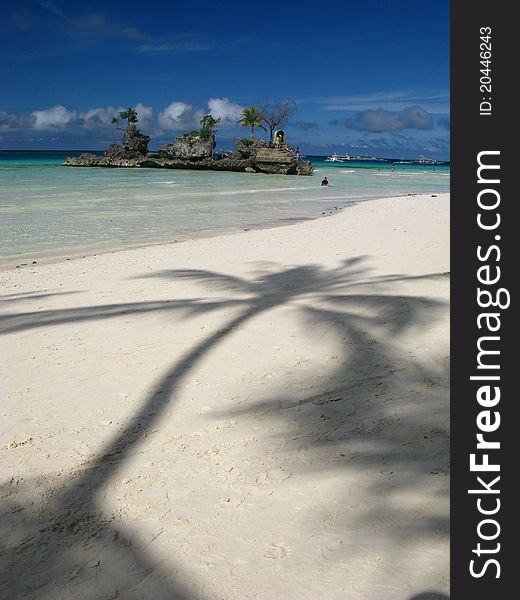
[256,467,292,484]
[264,543,288,559]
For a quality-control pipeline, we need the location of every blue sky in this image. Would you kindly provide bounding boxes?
[1,0,450,158]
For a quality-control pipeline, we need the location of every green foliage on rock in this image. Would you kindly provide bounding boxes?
[178,130,203,142]
[177,115,220,143]
[199,115,220,141]
[112,107,139,130]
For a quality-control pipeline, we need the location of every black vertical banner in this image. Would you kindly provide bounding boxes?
[451,2,516,598]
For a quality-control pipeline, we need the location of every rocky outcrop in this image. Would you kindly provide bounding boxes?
[64,136,311,175]
[235,139,267,159]
[63,152,141,168]
[106,144,124,159]
[138,156,251,172]
[254,147,298,174]
[296,160,311,175]
[70,127,151,164]
[122,127,150,156]
[63,153,101,167]
[162,135,215,160]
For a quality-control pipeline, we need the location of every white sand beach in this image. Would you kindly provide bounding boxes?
[1,193,449,599]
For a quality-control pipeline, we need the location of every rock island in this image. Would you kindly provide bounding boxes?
[64,106,312,175]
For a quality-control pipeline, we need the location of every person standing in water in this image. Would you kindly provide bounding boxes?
[321,176,329,186]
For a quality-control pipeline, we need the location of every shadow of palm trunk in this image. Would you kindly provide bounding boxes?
[1,306,262,600]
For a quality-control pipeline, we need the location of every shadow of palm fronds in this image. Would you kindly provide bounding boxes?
[1,256,449,598]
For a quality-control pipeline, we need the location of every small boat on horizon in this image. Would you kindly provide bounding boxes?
[349,155,384,161]
[325,152,351,162]
[325,153,387,162]
[416,156,441,164]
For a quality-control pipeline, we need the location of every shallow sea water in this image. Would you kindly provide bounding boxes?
[0,151,450,266]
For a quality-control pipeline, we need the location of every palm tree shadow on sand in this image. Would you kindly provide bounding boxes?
[1,257,449,599]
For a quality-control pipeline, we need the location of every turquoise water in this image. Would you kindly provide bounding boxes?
[0,151,449,267]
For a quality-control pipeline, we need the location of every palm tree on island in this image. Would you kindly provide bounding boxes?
[238,107,265,141]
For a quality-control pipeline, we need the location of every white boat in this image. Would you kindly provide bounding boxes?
[325,153,343,162]
[416,156,440,164]
[325,152,351,162]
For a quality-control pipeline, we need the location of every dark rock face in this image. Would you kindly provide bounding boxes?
[296,161,311,175]
[122,127,150,156]
[64,136,311,175]
[138,155,253,172]
[106,144,124,159]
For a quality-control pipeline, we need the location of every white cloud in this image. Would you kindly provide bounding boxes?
[207,97,243,123]
[157,101,202,130]
[79,103,153,130]
[134,102,152,120]
[79,106,119,128]
[5,99,243,136]
[134,102,153,127]
[31,105,76,130]
[157,102,189,128]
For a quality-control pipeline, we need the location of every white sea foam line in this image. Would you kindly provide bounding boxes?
[163,186,311,198]
[375,172,427,177]
[215,186,309,195]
